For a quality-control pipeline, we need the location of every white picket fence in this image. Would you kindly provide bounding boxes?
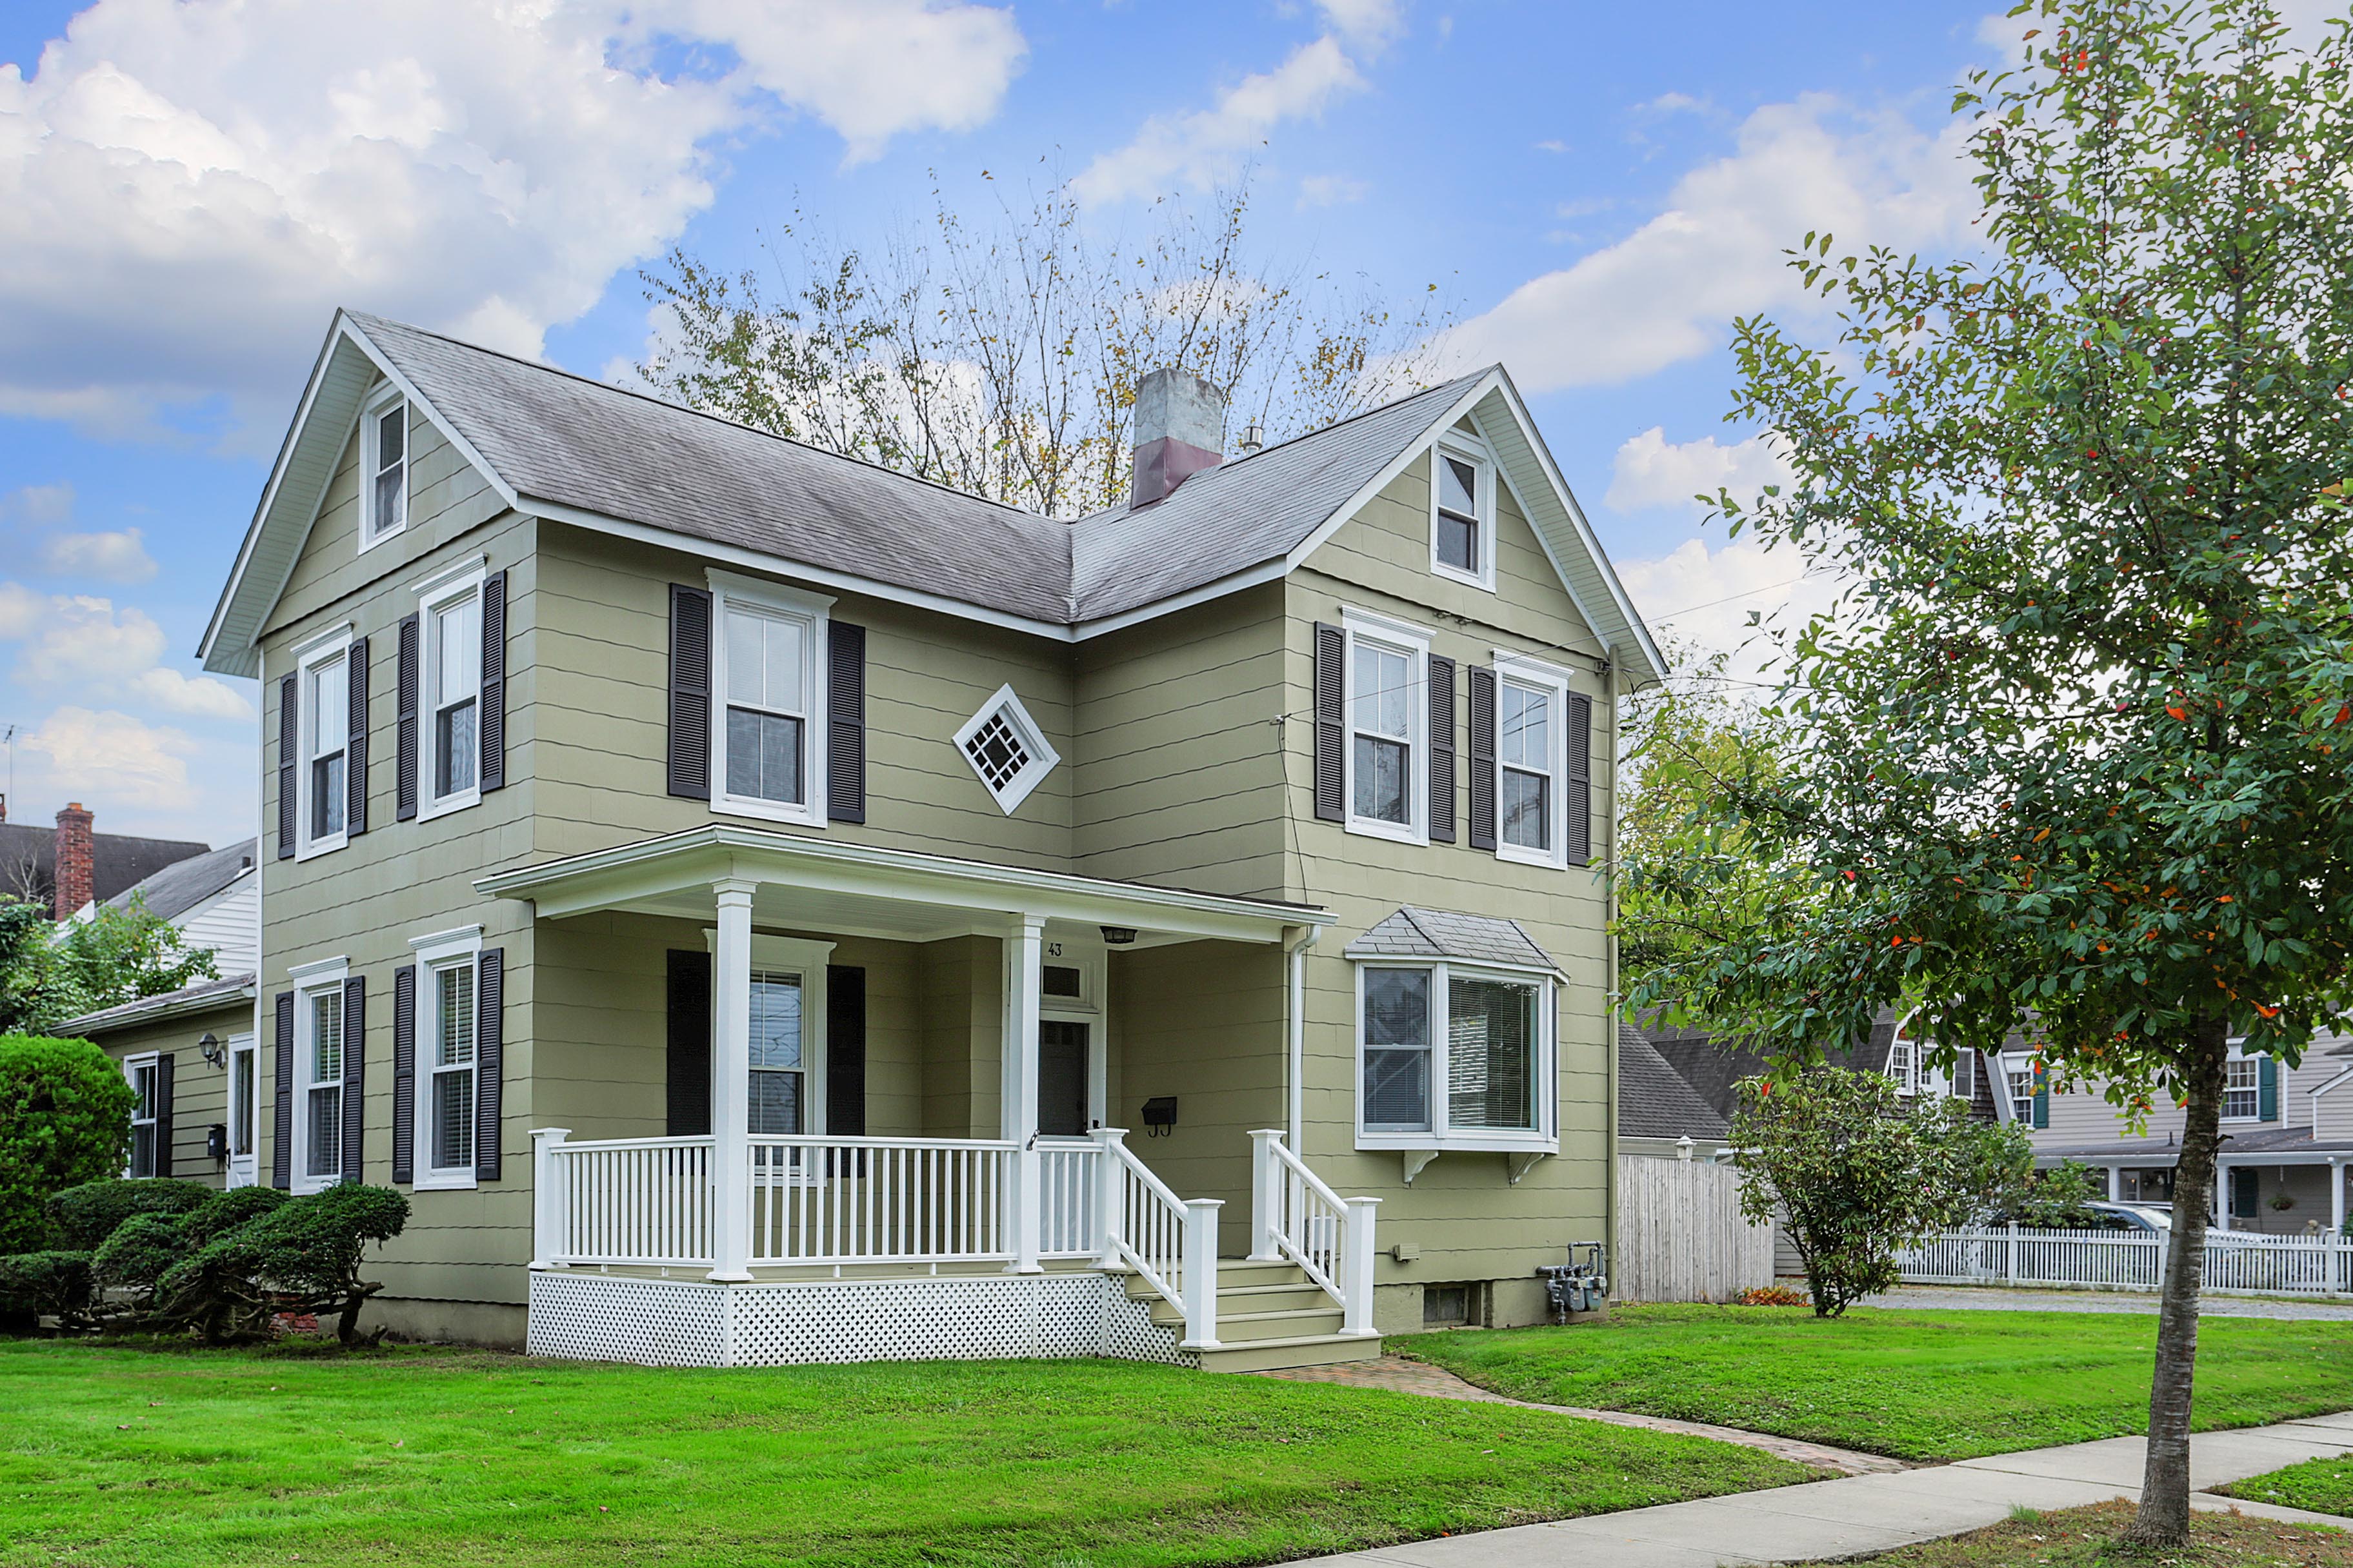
[1899,1226,2353,1297]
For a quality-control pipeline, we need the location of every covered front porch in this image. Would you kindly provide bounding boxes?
[478,826,1379,1369]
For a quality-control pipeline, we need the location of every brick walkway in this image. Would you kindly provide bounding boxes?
[1254,1355,1906,1476]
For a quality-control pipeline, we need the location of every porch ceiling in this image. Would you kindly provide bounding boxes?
[475,824,1330,946]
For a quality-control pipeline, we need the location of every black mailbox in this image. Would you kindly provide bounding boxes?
[206,1124,228,1164]
[1140,1097,1177,1137]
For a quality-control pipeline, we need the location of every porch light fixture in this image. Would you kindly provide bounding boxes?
[1099,926,1137,946]
[199,1031,225,1069]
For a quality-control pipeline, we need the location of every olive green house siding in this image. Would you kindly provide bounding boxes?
[197,311,1667,1358]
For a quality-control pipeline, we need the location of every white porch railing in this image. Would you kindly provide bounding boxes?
[532,1131,714,1268]
[1248,1129,1379,1337]
[1097,1129,1221,1348]
[1898,1225,2353,1297]
[748,1136,1023,1265]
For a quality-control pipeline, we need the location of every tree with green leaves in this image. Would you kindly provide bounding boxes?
[0,895,217,1037]
[639,175,1449,519]
[1633,0,2353,1542]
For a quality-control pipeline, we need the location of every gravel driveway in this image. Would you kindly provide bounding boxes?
[1872,1284,2353,1321]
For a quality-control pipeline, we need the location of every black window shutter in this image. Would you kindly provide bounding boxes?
[666,949,712,1136]
[1468,665,1498,851]
[480,571,508,793]
[396,613,421,821]
[668,584,713,800]
[276,675,298,858]
[346,637,370,837]
[154,1053,175,1180]
[475,949,504,1181]
[827,621,867,824]
[391,965,416,1185]
[272,992,295,1189]
[1565,691,1594,868]
[341,976,365,1185]
[1312,622,1345,822]
[827,964,866,1136]
[1428,654,1457,844]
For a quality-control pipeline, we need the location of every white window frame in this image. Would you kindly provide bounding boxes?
[1340,608,1431,847]
[1353,958,1558,1154]
[415,560,487,823]
[290,955,350,1196]
[1428,432,1498,591]
[1887,1035,1918,1097]
[123,1051,161,1178]
[359,385,410,551]
[707,932,836,1160]
[226,1031,259,1189]
[411,925,485,1191]
[2002,1052,2036,1124]
[708,571,831,829]
[293,625,355,862]
[1492,650,1572,869]
[2223,1041,2263,1122]
[954,684,1061,815]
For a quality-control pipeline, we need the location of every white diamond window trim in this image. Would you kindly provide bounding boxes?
[953,684,1060,815]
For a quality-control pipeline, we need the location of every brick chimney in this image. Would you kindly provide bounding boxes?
[1129,367,1226,508]
[53,802,93,921]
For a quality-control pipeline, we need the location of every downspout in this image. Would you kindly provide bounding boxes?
[1603,656,1622,1264]
[1286,924,1319,1152]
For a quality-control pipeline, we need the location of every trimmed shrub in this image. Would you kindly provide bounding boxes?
[46,1177,209,1251]
[92,1211,190,1304]
[183,1185,288,1246]
[0,1035,135,1251]
[0,1250,94,1334]
[158,1184,410,1345]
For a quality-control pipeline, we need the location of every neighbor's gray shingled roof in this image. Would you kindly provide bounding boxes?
[350,313,1488,628]
[55,971,256,1036]
[1617,1024,1730,1142]
[1342,906,1558,971]
[104,838,255,924]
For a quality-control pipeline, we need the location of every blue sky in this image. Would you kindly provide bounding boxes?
[0,0,2001,849]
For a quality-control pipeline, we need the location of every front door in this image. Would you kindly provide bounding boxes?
[1037,1020,1090,1136]
[226,1033,257,1187]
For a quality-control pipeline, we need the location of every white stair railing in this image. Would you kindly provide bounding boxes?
[1250,1129,1380,1337]
[1094,1127,1220,1348]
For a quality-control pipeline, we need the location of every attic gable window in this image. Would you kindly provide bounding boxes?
[1430,434,1496,591]
[956,684,1059,815]
[362,388,408,548]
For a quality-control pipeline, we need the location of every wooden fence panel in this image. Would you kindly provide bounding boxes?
[1615,1155,1776,1303]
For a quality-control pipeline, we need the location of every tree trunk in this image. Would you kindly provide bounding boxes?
[2127,1018,2230,1545]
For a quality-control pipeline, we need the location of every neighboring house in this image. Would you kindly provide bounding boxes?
[0,802,209,921]
[2019,1035,2353,1236]
[1640,1008,2005,1133]
[54,840,266,1189]
[183,310,1667,1371]
[1617,1024,1730,1161]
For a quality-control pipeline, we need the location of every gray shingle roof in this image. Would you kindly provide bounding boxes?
[1618,1024,1731,1141]
[105,838,255,924]
[0,822,210,912]
[1342,906,1558,971]
[55,971,256,1036]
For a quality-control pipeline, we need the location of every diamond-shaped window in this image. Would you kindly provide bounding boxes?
[954,685,1060,814]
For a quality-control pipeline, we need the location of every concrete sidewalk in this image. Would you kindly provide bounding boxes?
[1291,1412,2353,1567]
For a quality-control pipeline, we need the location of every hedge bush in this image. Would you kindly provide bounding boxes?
[0,1035,134,1251]
[183,1185,287,1245]
[0,1250,93,1334]
[158,1184,410,1345]
[92,1211,189,1304]
[46,1176,209,1251]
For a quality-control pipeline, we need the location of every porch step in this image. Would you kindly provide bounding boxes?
[1195,1331,1386,1374]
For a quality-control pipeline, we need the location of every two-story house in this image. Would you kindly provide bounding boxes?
[183,310,1664,1371]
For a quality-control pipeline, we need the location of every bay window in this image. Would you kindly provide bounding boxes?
[1356,960,1554,1149]
[1341,610,1430,844]
[711,574,830,827]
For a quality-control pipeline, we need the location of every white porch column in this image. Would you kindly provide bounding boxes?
[1003,913,1047,1273]
[2333,1159,2346,1236]
[2107,1165,2122,1202]
[1179,1198,1223,1349]
[2214,1158,2232,1235]
[1248,1129,1287,1261]
[708,878,756,1283]
[529,1127,570,1270]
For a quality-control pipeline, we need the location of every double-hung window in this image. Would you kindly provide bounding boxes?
[292,960,350,1193]
[1430,433,1496,591]
[2223,1047,2263,1120]
[126,1054,160,1177]
[411,927,485,1190]
[1886,1035,1917,1096]
[1341,610,1430,844]
[2003,1055,2036,1124]
[419,566,484,817]
[362,389,408,548]
[1494,653,1570,865]
[1356,961,1555,1151]
[723,935,833,1171]
[711,575,830,827]
[295,630,353,859]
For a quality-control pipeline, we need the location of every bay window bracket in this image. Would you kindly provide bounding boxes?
[1400,1149,1441,1186]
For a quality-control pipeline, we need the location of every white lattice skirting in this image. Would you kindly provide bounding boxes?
[527,1269,1194,1369]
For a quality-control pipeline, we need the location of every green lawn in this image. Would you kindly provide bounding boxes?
[1405,1304,2353,1462]
[0,1338,1805,1568]
[1790,1501,2351,1565]
[2218,1454,2353,1517]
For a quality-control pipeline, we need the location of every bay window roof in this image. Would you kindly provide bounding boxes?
[1344,906,1559,974]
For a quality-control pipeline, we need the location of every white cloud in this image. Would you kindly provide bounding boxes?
[0,482,74,527]
[0,0,1026,438]
[13,706,201,815]
[1435,94,1977,390]
[0,584,40,639]
[1074,35,1367,204]
[1606,426,1794,515]
[1317,0,1405,48]
[1619,535,1842,686]
[1297,173,1369,208]
[5,591,254,719]
[1639,91,1710,115]
[39,527,157,583]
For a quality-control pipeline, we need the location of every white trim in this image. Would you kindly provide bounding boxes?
[287,954,352,984]
[953,684,1062,815]
[123,1051,161,1178]
[414,928,486,1191]
[706,932,836,1142]
[406,553,489,600]
[1491,650,1570,869]
[1428,430,1498,592]
[287,620,356,661]
[291,957,351,1195]
[226,1031,259,1188]
[292,629,355,862]
[708,571,830,829]
[1351,957,1558,1155]
[357,382,414,553]
[417,562,488,823]
[1339,608,1431,847]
